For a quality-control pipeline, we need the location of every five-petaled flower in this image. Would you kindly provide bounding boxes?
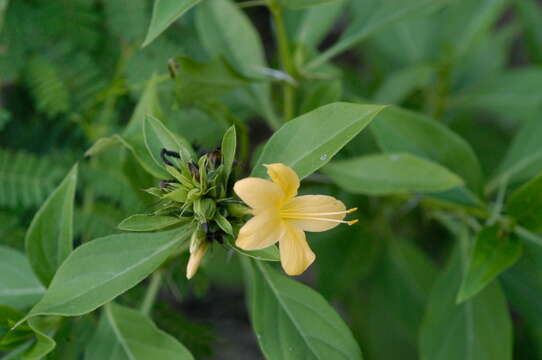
[234,163,357,276]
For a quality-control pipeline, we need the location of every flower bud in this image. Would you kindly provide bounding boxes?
[193,198,216,220]
[226,203,251,217]
[186,241,208,279]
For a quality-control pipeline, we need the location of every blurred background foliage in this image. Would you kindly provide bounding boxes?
[1,0,542,359]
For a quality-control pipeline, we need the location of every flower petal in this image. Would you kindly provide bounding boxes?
[234,177,283,210]
[282,195,346,232]
[264,163,300,200]
[186,242,208,279]
[236,211,284,250]
[279,223,315,276]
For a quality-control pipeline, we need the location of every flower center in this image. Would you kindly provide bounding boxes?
[280,207,358,225]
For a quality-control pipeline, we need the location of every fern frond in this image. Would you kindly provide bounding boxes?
[25,56,70,118]
[0,149,67,208]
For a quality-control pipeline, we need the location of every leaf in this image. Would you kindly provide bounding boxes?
[294,1,346,50]
[195,0,278,128]
[25,164,78,287]
[0,306,32,350]
[242,260,363,359]
[373,65,434,104]
[419,251,513,360]
[507,171,542,232]
[142,0,202,47]
[516,0,542,63]
[450,68,542,122]
[457,225,522,303]
[0,246,45,310]
[370,106,483,192]
[85,303,194,360]
[21,227,190,322]
[22,317,58,360]
[323,153,463,195]
[501,241,542,325]
[144,115,195,167]
[121,75,168,179]
[225,237,280,262]
[118,215,187,232]
[252,102,385,178]
[306,0,448,69]
[221,125,237,179]
[491,115,542,191]
[278,0,341,10]
[170,56,249,104]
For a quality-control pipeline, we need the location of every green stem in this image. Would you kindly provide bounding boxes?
[268,0,295,121]
[140,271,163,316]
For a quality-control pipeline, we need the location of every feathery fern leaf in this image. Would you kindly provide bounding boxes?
[0,149,67,208]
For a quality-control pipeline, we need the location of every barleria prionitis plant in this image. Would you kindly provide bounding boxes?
[1,0,542,359]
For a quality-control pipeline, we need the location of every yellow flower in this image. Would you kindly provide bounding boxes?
[234,163,357,276]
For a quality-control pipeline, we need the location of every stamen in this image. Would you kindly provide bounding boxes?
[281,215,358,225]
[281,207,358,216]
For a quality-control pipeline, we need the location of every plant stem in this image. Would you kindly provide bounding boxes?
[268,0,295,122]
[140,271,163,316]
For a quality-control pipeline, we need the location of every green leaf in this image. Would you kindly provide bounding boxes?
[491,115,542,191]
[243,260,363,359]
[457,225,522,303]
[23,317,58,360]
[144,115,195,168]
[306,0,448,69]
[373,65,434,104]
[323,153,463,195]
[450,68,542,122]
[118,215,187,232]
[22,227,190,321]
[0,0,9,32]
[501,241,542,325]
[85,303,194,360]
[507,171,542,232]
[25,164,78,286]
[195,0,278,128]
[278,0,341,9]
[225,237,280,262]
[294,1,346,50]
[419,251,513,360]
[516,0,542,63]
[0,306,32,350]
[221,125,236,179]
[142,0,202,47]
[252,102,385,178]
[170,56,249,104]
[370,106,483,192]
[0,246,45,310]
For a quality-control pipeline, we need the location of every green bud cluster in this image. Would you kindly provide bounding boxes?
[143,127,247,253]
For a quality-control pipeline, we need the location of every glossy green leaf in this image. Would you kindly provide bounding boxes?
[370,106,483,192]
[25,164,77,286]
[85,303,194,360]
[243,260,363,359]
[221,125,236,179]
[142,0,202,47]
[507,171,542,232]
[252,102,385,178]
[171,56,248,104]
[419,251,512,360]
[195,0,278,128]
[306,0,447,69]
[323,153,463,195]
[22,227,190,321]
[457,225,522,303]
[118,214,186,232]
[144,115,195,168]
[0,246,45,310]
[278,0,340,9]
